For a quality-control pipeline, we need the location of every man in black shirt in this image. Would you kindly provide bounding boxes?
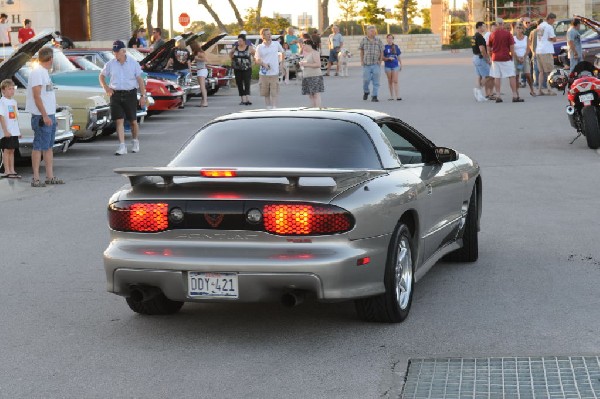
[471,21,493,101]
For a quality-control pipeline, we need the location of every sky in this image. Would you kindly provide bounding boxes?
[133,0,453,30]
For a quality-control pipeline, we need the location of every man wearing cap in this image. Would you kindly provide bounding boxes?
[99,40,147,155]
[0,13,11,47]
[488,18,523,103]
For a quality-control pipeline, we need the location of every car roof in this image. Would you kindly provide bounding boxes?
[213,108,390,123]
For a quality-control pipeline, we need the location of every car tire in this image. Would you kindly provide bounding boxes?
[207,87,219,96]
[320,56,329,70]
[125,292,184,315]
[444,187,479,262]
[354,224,414,323]
[582,106,600,149]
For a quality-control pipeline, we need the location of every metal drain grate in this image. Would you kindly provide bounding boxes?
[401,357,600,399]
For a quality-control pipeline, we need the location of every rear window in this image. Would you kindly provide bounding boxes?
[169,117,381,169]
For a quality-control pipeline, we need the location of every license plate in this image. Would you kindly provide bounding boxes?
[188,272,238,298]
[579,93,594,102]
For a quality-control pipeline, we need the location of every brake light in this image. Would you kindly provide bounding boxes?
[201,169,237,177]
[109,202,169,232]
[263,204,352,235]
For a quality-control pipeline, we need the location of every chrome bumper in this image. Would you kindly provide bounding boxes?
[18,130,74,157]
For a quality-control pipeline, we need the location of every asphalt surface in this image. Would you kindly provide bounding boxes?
[1,51,600,398]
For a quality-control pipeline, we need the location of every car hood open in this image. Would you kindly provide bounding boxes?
[0,31,55,81]
[140,31,206,72]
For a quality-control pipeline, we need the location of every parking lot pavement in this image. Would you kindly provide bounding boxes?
[2,52,600,398]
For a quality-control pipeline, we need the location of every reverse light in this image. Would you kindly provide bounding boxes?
[201,169,237,178]
[263,204,353,236]
[109,202,169,232]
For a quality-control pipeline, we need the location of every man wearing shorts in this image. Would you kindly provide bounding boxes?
[536,13,557,96]
[255,28,283,109]
[26,47,64,187]
[99,40,147,155]
[325,25,343,76]
[472,21,493,101]
[488,18,523,103]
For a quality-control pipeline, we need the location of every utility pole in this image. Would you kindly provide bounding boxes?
[169,0,174,39]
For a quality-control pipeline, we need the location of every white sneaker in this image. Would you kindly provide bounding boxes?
[131,139,140,153]
[115,143,127,155]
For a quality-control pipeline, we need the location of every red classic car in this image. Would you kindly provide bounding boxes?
[67,54,184,114]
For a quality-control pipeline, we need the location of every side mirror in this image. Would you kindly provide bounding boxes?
[435,147,458,163]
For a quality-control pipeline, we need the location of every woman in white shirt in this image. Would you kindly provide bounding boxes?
[513,23,535,97]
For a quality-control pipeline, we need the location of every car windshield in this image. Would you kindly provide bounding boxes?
[73,56,102,70]
[51,49,79,73]
[170,118,382,169]
[126,48,145,61]
[581,30,598,39]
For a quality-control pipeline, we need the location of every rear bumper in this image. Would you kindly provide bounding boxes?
[18,130,74,157]
[103,234,390,302]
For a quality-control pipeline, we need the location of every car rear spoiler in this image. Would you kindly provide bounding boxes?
[114,167,387,189]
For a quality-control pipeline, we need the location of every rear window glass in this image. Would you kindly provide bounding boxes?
[169,117,381,169]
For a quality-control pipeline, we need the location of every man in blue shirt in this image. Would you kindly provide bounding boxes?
[99,40,147,155]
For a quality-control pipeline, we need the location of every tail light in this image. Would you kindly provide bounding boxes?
[109,202,169,232]
[263,204,353,235]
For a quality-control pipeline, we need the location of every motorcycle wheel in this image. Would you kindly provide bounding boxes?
[582,106,600,149]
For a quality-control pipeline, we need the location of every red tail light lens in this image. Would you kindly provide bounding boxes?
[109,202,169,232]
[263,204,353,235]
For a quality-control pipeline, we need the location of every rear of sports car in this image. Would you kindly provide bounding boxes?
[103,115,394,314]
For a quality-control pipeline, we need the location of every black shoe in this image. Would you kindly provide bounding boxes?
[363,93,369,100]
[239,101,245,105]
[371,96,379,102]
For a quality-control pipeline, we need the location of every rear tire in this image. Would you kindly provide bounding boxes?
[444,187,479,262]
[582,106,600,149]
[126,293,184,315]
[355,224,414,323]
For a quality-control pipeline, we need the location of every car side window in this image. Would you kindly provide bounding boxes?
[380,123,424,164]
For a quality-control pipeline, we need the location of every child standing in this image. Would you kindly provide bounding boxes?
[0,79,21,178]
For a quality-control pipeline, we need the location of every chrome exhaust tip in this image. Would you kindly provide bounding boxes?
[566,105,575,115]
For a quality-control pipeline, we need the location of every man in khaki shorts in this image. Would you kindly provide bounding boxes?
[535,13,557,96]
[255,28,284,109]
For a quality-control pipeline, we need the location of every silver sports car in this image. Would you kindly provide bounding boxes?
[104,109,482,323]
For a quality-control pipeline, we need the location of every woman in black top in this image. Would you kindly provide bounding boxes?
[230,34,255,105]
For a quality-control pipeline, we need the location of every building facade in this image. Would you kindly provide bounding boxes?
[0,0,131,44]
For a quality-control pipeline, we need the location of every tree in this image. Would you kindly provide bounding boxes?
[319,0,329,32]
[420,8,431,29]
[146,0,154,34]
[394,0,419,33]
[198,0,228,32]
[157,0,164,30]
[227,0,245,28]
[358,0,386,27]
[243,8,289,34]
[131,0,144,31]
[188,20,219,38]
[256,0,263,28]
[337,0,359,35]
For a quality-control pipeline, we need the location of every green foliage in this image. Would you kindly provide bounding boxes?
[394,0,420,30]
[130,0,144,31]
[243,8,290,35]
[420,8,431,29]
[337,0,360,23]
[188,21,219,38]
[358,0,386,27]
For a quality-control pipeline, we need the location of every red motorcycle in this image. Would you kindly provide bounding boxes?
[555,61,600,149]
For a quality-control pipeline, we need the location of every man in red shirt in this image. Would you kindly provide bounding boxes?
[488,18,523,103]
[18,19,35,44]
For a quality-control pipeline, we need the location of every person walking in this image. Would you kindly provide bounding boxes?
[567,18,583,73]
[472,21,493,101]
[26,47,64,186]
[513,23,536,97]
[299,39,324,107]
[488,18,523,103]
[99,40,147,155]
[18,19,35,44]
[325,25,343,76]
[535,13,557,96]
[0,13,11,47]
[0,79,22,179]
[383,34,402,101]
[255,28,284,109]
[359,25,385,102]
[194,48,209,107]
[230,34,254,105]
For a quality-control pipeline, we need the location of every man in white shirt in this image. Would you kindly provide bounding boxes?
[255,28,283,109]
[0,13,11,46]
[26,47,63,186]
[535,13,557,96]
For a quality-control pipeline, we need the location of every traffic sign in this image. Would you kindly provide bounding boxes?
[179,13,190,27]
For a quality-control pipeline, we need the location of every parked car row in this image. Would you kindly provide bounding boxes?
[0,31,230,171]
